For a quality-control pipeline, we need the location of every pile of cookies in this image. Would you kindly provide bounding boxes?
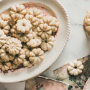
[0,4,59,72]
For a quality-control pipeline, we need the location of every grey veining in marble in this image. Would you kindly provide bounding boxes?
[0,0,90,90]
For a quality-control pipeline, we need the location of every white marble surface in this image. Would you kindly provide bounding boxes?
[0,0,90,90]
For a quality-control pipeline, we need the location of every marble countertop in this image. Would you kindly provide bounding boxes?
[0,0,90,90]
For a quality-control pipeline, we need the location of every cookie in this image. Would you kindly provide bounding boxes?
[84,11,90,39]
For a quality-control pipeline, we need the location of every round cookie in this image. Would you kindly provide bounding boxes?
[84,11,90,39]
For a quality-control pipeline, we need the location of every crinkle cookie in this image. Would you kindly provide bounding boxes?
[43,16,59,32]
[37,23,52,39]
[10,25,33,41]
[10,63,18,70]
[10,20,32,35]
[16,18,32,33]
[14,31,37,43]
[4,37,22,55]
[0,14,11,21]
[0,18,10,35]
[41,36,55,51]
[10,4,26,20]
[14,49,25,66]
[29,48,44,64]
[28,7,43,19]
[0,48,14,62]
[37,16,59,38]
[27,37,42,48]
[67,60,84,76]
[23,59,32,68]
[23,45,31,57]
[25,14,39,29]
[0,30,5,36]
[0,59,17,71]
[10,25,17,37]
[25,7,43,29]
[86,32,90,39]
[0,30,7,48]
[84,11,90,39]
[0,60,11,71]
[9,17,16,26]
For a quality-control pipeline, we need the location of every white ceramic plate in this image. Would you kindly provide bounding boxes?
[83,78,90,90]
[0,0,70,83]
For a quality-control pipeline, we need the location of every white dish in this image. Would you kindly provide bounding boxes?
[83,78,90,90]
[0,0,70,83]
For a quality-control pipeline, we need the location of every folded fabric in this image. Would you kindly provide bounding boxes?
[54,55,90,90]
[25,76,68,90]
